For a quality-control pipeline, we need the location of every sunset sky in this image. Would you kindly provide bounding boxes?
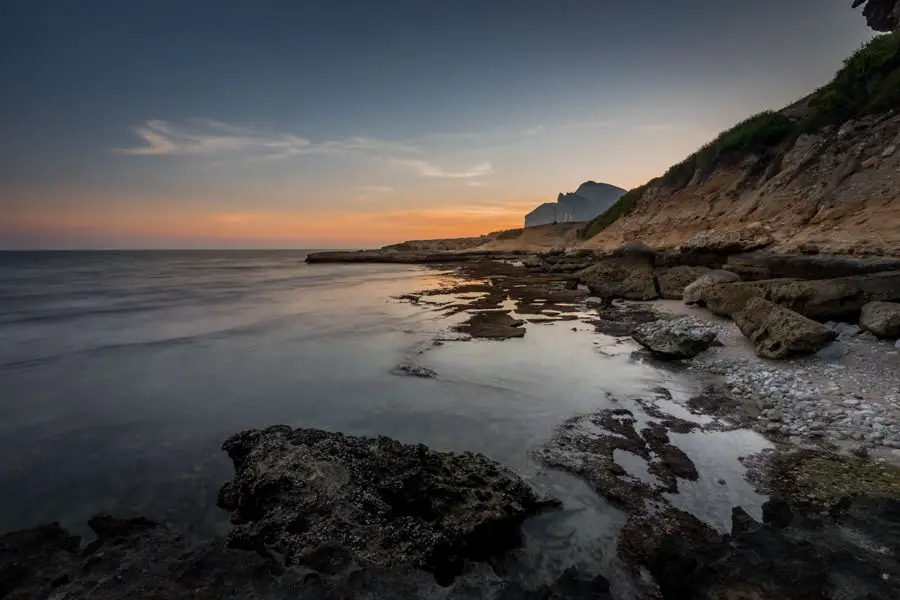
[1,0,873,249]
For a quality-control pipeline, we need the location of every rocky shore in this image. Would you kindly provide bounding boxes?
[6,239,900,599]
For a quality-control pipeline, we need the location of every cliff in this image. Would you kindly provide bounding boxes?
[581,30,900,256]
[525,181,626,227]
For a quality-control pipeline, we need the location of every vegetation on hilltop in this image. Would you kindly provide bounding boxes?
[801,30,900,131]
[582,31,900,241]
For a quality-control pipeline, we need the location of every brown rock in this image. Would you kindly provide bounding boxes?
[654,266,711,300]
[679,225,773,255]
[683,270,741,305]
[706,272,900,320]
[732,297,837,359]
[860,301,900,339]
[578,257,659,301]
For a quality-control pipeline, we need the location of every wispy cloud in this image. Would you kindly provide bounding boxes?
[523,124,545,136]
[393,159,494,179]
[354,185,395,202]
[116,119,422,160]
[559,119,613,130]
[466,181,486,187]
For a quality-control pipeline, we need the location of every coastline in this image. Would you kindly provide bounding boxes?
[6,250,900,599]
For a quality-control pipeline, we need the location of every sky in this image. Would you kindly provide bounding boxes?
[0,0,875,249]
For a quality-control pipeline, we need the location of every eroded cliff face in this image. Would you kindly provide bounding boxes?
[581,111,900,256]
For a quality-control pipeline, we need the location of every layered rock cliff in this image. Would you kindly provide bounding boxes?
[525,181,625,227]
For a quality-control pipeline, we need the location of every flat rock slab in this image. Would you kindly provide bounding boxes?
[705,271,900,321]
[217,426,557,584]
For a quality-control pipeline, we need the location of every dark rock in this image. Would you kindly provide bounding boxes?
[853,0,900,32]
[732,297,837,359]
[305,250,529,264]
[654,266,712,300]
[618,496,900,600]
[0,516,618,600]
[589,301,663,337]
[392,365,438,378]
[611,240,655,258]
[860,300,900,339]
[724,252,900,281]
[217,426,557,584]
[579,257,659,301]
[0,516,288,600]
[705,271,900,321]
[761,498,794,528]
[631,317,718,359]
[683,270,741,305]
[563,278,578,290]
[535,407,699,510]
[454,311,526,340]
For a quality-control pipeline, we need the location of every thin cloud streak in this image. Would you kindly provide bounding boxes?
[116,120,423,159]
[393,159,494,179]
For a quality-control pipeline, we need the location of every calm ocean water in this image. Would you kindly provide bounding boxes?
[0,250,767,585]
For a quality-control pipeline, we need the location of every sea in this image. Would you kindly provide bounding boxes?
[0,250,769,587]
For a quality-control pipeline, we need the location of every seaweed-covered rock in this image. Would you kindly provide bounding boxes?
[732,298,836,359]
[631,317,719,358]
[217,426,556,584]
[860,300,900,339]
[654,266,711,300]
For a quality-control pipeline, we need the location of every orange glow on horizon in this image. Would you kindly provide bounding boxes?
[4,202,541,247]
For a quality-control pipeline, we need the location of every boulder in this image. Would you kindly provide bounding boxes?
[705,271,900,320]
[631,317,719,358]
[732,297,837,359]
[683,270,740,305]
[679,226,773,255]
[217,426,556,584]
[860,301,900,339]
[654,266,712,300]
[579,257,658,301]
[611,240,655,258]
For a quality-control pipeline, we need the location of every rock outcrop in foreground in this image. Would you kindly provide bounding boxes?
[217,426,557,585]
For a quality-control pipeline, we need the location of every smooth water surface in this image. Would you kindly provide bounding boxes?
[0,250,768,587]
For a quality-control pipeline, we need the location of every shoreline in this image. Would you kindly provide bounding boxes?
[5,254,900,599]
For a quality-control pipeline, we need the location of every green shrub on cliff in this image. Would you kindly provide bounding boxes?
[661,111,794,189]
[802,31,900,131]
[582,183,650,239]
